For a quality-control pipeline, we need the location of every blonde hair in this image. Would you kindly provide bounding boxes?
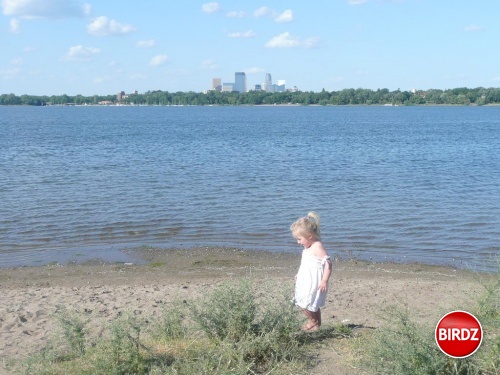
[290,211,321,240]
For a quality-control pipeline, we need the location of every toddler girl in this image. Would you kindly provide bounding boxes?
[291,211,332,331]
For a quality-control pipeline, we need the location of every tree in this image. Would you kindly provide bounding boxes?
[2,87,500,106]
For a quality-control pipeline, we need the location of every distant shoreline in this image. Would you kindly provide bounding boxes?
[2,103,500,107]
[2,87,500,106]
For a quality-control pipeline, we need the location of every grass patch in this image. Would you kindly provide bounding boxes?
[56,308,88,356]
[18,265,496,375]
[149,262,166,268]
[191,259,246,267]
[16,279,350,375]
[352,262,499,375]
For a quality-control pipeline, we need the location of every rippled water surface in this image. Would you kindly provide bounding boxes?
[1,106,499,270]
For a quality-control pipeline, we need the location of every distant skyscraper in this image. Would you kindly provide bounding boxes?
[212,78,222,91]
[234,72,247,93]
[276,80,286,92]
[264,73,272,92]
[222,83,234,92]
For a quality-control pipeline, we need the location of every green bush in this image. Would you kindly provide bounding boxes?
[473,263,500,374]
[191,279,257,342]
[358,265,499,375]
[188,279,305,373]
[17,279,348,375]
[150,300,188,341]
[100,315,149,374]
[55,308,89,356]
[359,306,471,374]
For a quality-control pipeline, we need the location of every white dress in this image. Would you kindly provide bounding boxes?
[294,250,330,312]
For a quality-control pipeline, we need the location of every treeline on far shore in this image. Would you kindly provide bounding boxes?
[2,86,500,106]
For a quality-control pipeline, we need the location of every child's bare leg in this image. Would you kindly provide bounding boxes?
[301,309,315,327]
[314,309,322,327]
[301,309,319,331]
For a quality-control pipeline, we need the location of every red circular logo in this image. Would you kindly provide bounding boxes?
[435,310,483,358]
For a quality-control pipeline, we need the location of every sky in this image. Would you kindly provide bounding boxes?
[1,0,499,96]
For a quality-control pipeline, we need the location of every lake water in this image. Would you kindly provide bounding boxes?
[1,105,499,271]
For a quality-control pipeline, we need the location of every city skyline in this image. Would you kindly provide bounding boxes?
[1,1,499,96]
[210,71,292,93]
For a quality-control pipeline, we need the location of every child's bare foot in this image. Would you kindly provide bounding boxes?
[306,324,319,331]
[301,320,319,331]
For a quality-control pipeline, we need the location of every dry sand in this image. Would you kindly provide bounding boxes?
[0,247,488,374]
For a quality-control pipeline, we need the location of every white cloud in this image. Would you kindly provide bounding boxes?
[87,16,137,36]
[254,7,293,22]
[202,2,220,14]
[227,30,256,38]
[265,32,319,49]
[82,3,91,15]
[275,9,293,23]
[1,0,90,19]
[64,45,100,62]
[11,57,23,65]
[254,6,276,17]
[24,46,38,52]
[303,36,321,49]
[202,58,217,70]
[9,18,20,33]
[149,55,169,66]
[1,67,22,79]
[348,0,369,5]
[464,24,484,32]
[226,10,246,18]
[136,39,156,48]
[265,33,300,48]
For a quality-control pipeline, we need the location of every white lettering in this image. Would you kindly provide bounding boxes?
[438,328,480,341]
[470,328,480,341]
[461,328,470,340]
[439,328,447,340]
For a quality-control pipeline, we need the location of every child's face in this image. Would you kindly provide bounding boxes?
[293,232,314,249]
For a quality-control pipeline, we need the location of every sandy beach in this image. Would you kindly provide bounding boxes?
[0,247,488,374]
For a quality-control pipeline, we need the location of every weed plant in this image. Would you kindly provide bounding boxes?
[150,299,187,342]
[55,308,88,356]
[356,262,499,375]
[473,262,500,374]
[185,279,307,373]
[191,279,258,342]
[22,314,154,375]
[17,278,349,375]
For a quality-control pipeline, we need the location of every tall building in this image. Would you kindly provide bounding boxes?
[117,91,126,101]
[222,83,234,92]
[276,80,286,92]
[234,72,247,93]
[212,78,222,91]
[264,73,272,92]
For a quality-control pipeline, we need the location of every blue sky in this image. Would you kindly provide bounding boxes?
[1,0,499,95]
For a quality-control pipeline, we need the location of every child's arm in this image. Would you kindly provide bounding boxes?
[318,258,332,292]
[313,242,331,292]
